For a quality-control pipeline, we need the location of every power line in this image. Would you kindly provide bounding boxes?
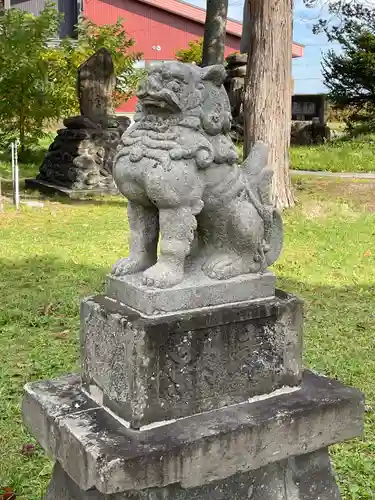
[302,43,341,47]
[293,64,322,67]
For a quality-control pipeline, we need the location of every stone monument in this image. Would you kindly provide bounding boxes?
[23,62,364,499]
[225,52,247,140]
[25,48,130,198]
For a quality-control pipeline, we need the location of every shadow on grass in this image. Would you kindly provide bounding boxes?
[53,195,127,208]
[0,255,107,317]
[0,180,127,207]
[0,254,372,390]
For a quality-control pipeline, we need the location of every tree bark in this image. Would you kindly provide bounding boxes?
[243,0,294,209]
[240,0,250,54]
[19,106,25,154]
[202,0,229,67]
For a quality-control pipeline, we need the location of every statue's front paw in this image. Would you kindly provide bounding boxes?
[142,261,184,289]
[112,254,155,277]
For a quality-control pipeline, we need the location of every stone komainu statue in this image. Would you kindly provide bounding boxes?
[112,62,283,289]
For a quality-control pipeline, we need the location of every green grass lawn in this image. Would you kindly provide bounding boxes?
[235,133,375,174]
[291,134,375,173]
[2,132,375,186]
[0,179,375,499]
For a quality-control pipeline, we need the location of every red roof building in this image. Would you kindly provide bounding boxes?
[6,0,303,114]
[83,0,304,114]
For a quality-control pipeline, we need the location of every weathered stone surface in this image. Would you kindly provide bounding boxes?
[227,65,247,78]
[78,48,117,126]
[291,120,332,145]
[43,447,341,499]
[64,116,100,130]
[106,268,276,315]
[225,55,247,140]
[24,179,119,199]
[80,291,303,428]
[23,370,364,495]
[226,52,248,66]
[112,62,283,291]
[26,49,129,195]
[32,125,127,191]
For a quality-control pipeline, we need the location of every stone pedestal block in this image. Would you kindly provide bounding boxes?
[22,290,364,500]
[23,371,363,499]
[81,291,303,428]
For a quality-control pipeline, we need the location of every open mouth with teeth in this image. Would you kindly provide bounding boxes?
[138,90,181,113]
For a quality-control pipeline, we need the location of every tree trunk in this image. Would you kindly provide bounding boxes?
[240,0,250,54]
[243,0,294,209]
[202,0,229,67]
[19,109,25,154]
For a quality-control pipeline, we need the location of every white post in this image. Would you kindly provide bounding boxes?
[0,177,3,213]
[14,141,20,211]
[11,142,15,205]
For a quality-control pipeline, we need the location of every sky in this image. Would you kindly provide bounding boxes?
[292,0,340,93]
[184,0,344,94]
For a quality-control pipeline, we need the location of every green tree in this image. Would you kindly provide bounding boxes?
[59,16,144,108]
[202,0,229,66]
[0,3,142,152]
[176,39,203,65]
[314,1,375,128]
[0,4,62,151]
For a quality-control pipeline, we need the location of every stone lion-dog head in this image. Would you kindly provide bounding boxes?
[135,61,231,136]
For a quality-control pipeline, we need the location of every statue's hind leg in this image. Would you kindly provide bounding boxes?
[112,201,159,276]
[201,198,263,280]
[202,252,257,280]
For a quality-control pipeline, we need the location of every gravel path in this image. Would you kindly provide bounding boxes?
[291,170,375,179]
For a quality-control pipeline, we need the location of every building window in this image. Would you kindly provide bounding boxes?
[58,0,79,38]
[133,60,146,69]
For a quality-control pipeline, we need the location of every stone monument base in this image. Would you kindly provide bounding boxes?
[24,179,119,199]
[25,115,130,198]
[25,179,118,200]
[23,371,363,499]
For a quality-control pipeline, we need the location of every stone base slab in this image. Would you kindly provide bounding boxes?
[43,448,341,499]
[106,270,276,316]
[22,371,364,495]
[25,179,119,199]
